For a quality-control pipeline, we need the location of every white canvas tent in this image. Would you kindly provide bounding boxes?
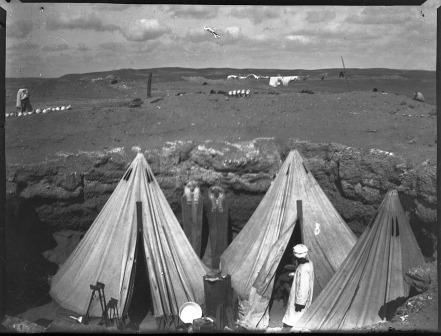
[295,190,426,330]
[50,152,208,319]
[220,150,357,329]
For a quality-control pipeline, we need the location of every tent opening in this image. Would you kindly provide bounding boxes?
[125,233,153,330]
[270,216,303,310]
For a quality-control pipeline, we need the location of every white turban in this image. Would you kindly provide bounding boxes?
[293,244,308,258]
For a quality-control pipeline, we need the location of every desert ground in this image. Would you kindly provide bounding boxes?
[4,67,437,332]
[5,68,436,166]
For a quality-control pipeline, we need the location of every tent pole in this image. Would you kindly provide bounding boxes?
[297,200,303,243]
[0,7,6,321]
[437,6,441,332]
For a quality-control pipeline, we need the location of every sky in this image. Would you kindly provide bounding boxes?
[3,1,440,78]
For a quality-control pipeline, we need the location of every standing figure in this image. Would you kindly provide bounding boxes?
[207,185,228,269]
[282,244,314,328]
[16,88,33,114]
[181,181,203,256]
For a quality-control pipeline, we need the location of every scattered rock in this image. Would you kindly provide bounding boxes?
[149,98,163,104]
[128,98,143,108]
[105,74,118,84]
[405,265,431,293]
[413,92,425,102]
[2,315,46,333]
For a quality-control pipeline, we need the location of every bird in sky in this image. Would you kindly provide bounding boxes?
[204,26,221,38]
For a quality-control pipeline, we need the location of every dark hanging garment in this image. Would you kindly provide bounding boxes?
[181,186,203,257]
[207,188,229,269]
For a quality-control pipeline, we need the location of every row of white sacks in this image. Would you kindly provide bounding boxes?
[6,105,72,117]
[228,89,251,97]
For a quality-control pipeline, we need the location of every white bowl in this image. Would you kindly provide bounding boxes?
[179,302,202,324]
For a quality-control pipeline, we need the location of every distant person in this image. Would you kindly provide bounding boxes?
[282,244,314,329]
[16,88,33,113]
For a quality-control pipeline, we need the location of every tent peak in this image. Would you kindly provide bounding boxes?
[388,189,398,196]
[131,146,142,154]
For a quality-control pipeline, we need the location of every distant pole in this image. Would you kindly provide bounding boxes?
[341,55,350,90]
[147,73,152,98]
[0,7,6,320]
[436,6,440,332]
[297,200,303,243]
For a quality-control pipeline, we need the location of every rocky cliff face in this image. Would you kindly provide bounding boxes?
[6,138,437,258]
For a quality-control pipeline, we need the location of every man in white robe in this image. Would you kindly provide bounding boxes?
[282,244,314,328]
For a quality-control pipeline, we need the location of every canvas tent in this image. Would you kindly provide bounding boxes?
[269,76,299,87]
[50,152,208,319]
[220,150,357,328]
[295,189,425,331]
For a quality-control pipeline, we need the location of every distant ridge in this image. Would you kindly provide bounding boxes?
[6,67,435,81]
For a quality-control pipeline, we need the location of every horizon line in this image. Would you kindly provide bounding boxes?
[6,66,436,80]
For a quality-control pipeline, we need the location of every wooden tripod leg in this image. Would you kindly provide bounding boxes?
[84,289,97,324]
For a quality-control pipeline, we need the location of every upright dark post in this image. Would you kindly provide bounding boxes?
[297,200,303,243]
[147,73,152,98]
[0,7,6,321]
[437,6,440,332]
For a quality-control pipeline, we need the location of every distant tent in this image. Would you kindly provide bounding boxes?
[50,152,208,319]
[269,76,299,87]
[269,76,282,87]
[281,76,300,86]
[295,189,425,331]
[220,150,357,328]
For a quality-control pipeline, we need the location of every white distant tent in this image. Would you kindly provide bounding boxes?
[269,76,300,87]
[50,152,208,319]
